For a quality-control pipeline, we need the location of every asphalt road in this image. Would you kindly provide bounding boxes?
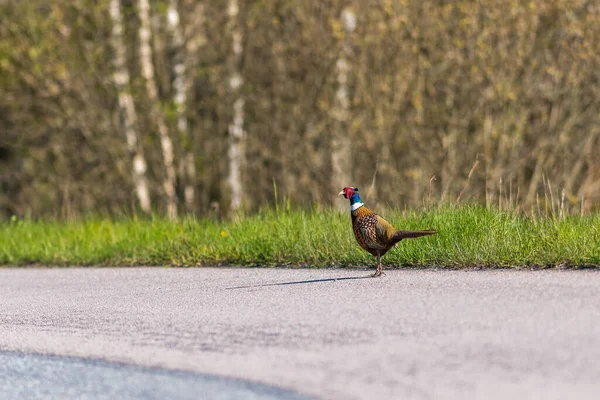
[0,267,599,400]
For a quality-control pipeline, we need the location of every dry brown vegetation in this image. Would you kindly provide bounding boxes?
[1,0,599,218]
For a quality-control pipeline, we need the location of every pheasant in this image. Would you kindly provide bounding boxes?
[338,187,436,277]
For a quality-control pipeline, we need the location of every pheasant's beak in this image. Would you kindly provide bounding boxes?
[338,190,345,196]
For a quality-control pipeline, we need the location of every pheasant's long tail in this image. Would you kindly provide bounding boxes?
[391,229,436,244]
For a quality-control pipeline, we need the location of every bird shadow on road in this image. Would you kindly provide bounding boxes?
[225,276,371,290]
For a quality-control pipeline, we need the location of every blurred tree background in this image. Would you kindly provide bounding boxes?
[1,0,599,219]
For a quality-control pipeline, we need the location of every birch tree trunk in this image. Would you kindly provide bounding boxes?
[227,0,245,212]
[108,0,151,214]
[331,8,355,196]
[167,0,195,212]
[138,0,178,218]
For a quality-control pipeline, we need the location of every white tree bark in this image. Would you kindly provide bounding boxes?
[331,8,355,195]
[227,0,245,212]
[167,0,195,212]
[108,0,151,214]
[138,0,178,218]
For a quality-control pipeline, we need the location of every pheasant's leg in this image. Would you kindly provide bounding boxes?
[371,254,383,277]
[379,261,386,276]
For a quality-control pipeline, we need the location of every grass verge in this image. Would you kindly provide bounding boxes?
[1,205,599,268]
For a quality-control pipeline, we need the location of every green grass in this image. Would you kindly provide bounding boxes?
[1,205,599,268]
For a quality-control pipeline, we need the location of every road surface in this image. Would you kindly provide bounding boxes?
[1,267,599,399]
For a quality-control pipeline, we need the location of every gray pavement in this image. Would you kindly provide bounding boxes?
[0,267,599,400]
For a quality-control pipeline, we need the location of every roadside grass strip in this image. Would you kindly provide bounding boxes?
[2,206,599,268]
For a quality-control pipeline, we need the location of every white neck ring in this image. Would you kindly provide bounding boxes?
[351,202,364,211]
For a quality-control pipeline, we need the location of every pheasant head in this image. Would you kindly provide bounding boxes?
[338,187,364,211]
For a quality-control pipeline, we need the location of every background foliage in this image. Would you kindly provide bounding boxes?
[1,0,599,219]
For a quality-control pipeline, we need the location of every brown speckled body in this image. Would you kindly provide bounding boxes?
[351,206,396,257]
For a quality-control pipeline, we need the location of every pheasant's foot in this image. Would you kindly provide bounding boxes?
[370,269,385,278]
